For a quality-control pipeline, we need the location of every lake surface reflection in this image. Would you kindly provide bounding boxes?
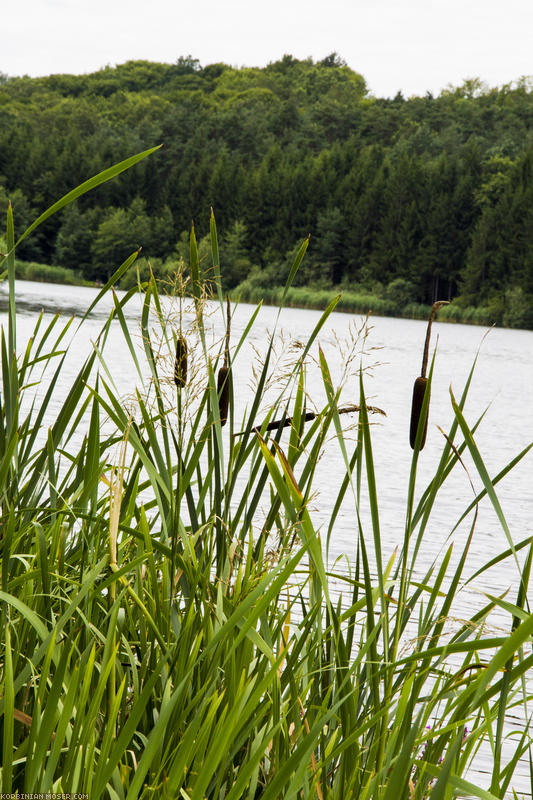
[3,279,533,795]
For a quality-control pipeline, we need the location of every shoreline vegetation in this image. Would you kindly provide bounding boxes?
[233,280,500,327]
[4,258,90,286]
[9,257,511,328]
[1,151,532,796]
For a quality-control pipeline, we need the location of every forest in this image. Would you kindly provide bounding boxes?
[1,54,533,326]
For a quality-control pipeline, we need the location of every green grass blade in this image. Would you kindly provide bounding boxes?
[6,202,16,358]
[450,388,521,574]
[16,146,161,248]
[281,236,309,305]
[2,624,14,793]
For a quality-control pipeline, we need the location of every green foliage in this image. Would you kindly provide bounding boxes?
[1,161,533,797]
[2,58,533,314]
[502,286,533,328]
[462,149,533,306]
[219,220,255,288]
[384,277,418,308]
[9,259,84,284]
[54,203,101,274]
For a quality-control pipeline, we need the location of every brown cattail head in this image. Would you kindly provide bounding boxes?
[409,376,429,450]
[410,300,449,449]
[174,334,188,389]
[217,365,231,426]
[215,296,232,426]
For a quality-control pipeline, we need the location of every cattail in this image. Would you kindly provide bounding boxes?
[234,404,386,437]
[409,300,449,450]
[216,295,232,427]
[174,333,188,389]
[217,365,231,426]
[409,376,429,449]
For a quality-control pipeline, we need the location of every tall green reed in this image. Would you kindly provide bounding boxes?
[0,154,531,799]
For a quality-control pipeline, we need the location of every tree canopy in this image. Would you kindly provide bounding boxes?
[1,56,533,318]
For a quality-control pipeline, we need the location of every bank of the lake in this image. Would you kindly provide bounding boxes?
[232,281,505,327]
[9,258,88,285]
[8,259,513,328]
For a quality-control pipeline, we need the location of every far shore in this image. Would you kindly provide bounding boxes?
[6,259,508,330]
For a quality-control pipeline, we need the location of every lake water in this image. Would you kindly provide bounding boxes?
[2,279,532,795]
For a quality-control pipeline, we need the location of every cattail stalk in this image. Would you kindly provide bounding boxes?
[217,297,232,426]
[174,333,188,389]
[217,365,231,426]
[235,403,386,437]
[409,300,449,450]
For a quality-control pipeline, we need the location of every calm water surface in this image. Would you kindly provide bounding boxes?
[3,280,532,795]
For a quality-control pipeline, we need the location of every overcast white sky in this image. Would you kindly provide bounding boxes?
[3,0,532,98]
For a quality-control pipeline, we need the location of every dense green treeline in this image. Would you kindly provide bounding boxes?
[1,56,533,323]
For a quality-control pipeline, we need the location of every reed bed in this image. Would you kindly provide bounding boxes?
[0,152,532,799]
[234,284,508,330]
